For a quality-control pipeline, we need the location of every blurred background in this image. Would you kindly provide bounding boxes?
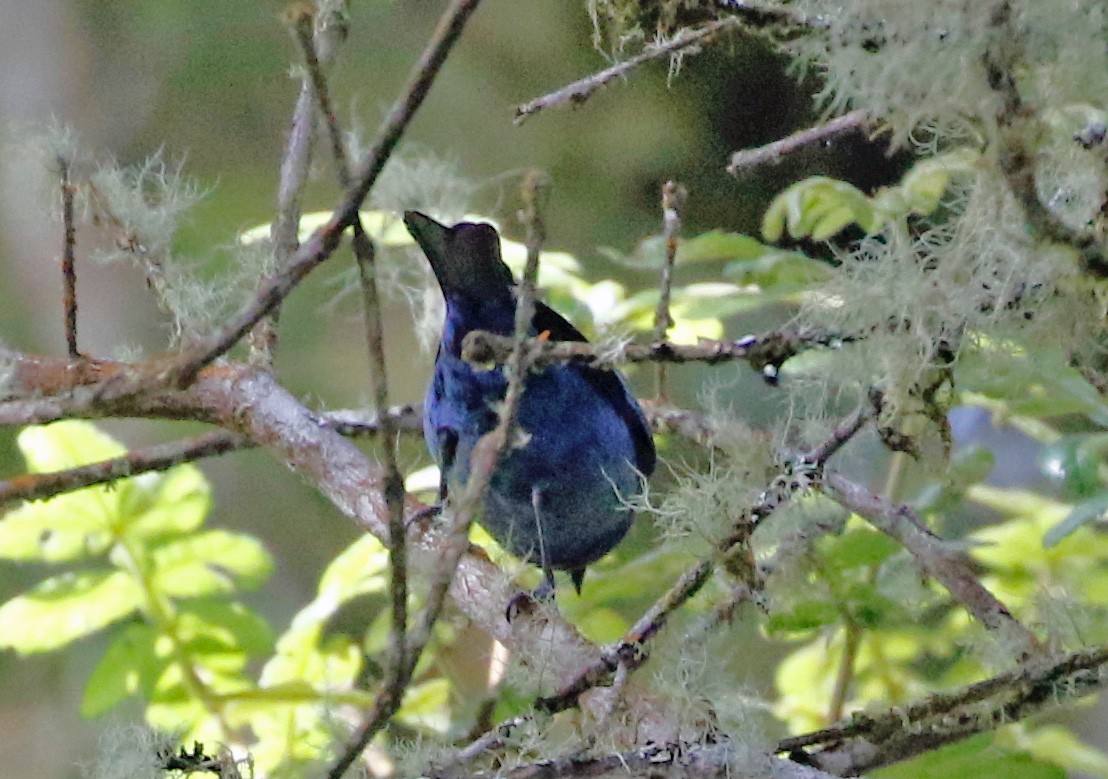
[0,2,969,776]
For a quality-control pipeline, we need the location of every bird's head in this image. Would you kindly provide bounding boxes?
[404,211,515,303]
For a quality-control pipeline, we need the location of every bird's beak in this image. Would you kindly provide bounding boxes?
[403,211,450,271]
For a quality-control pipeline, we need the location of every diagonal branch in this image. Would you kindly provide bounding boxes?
[822,471,1041,653]
[532,403,875,717]
[726,109,872,176]
[782,643,1108,775]
[154,0,485,391]
[515,18,741,124]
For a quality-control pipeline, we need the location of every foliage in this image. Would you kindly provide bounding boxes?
[4,1,1108,778]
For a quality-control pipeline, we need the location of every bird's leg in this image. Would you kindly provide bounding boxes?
[408,430,458,531]
[505,486,557,621]
[405,502,442,531]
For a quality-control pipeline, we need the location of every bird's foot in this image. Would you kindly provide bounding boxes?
[405,502,442,532]
[505,575,557,623]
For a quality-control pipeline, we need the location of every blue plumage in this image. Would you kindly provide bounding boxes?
[405,211,655,595]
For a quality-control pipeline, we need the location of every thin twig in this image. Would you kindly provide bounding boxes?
[827,619,861,723]
[783,644,1108,775]
[445,714,533,772]
[460,740,839,779]
[515,18,742,124]
[161,0,485,391]
[536,402,876,715]
[823,471,1041,653]
[463,327,853,374]
[0,405,422,506]
[295,0,410,675]
[653,180,683,400]
[291,9,415,777]
[726,109,871,176]
[3,430,244,504]
[252,5,346,366]
[536,559,715,714]
[333,174,555,775]
[804,396,878,466]
[59,156,79,358]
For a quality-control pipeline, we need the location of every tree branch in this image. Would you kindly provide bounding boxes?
[462,327,852,375]
[151,0,485,391]
[515,18,742,124]
[726,109,871,176]
[58,156,79,359]
[456,740,841,779]
[0,404,421,506]
[781,644,1108,775]
[653,180,684,399]
[822,471,1041,653]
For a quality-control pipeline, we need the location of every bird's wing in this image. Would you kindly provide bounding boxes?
[532,301,656,475]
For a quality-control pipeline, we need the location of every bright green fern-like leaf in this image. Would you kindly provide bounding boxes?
[0,569,143,653]
[762,150,979,242]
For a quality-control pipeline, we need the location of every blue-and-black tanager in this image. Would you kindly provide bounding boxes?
[405,211,656,598]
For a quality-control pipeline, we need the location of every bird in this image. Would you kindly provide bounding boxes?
[405,210,656,603]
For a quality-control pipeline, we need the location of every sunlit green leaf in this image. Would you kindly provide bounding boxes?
[722,251,831,289]
[1011,725,1108,778]
[947,444,997,487]
[0,569,143,653]
[18,421,128,473]
[317,532,389,604]
[873,733,1064,779]
[126,464,212,541]
[151,530,274,597]
[766,599,840,633]
[678,230,774,263]
[396,677,451,733]
[82,622,162,716]
[822,527,901,571]
[177,598,275,656]
[0,499,114,562]
[1043,491,1108,547]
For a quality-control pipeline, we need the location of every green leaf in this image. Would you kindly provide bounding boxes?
[82,622,162,716]
[947,444,997,487]
[1013,725,1108,779]
[18,421,128,472]
[151,529,274,597]
[317,532,389,604]
[177,598,275,656]
[1044,491,1108,547]
[761,151,978,244]
[125,463,212,541]
[671,282,762,320]
[898,148,979,214]
[0,499,114,562]
[959,345,1108,425]
[396,677,452,733]
[722,251,831,289]
[766,599,840,633]
[873,733,1064,779]
[810,204,858,241]
[823,528,901,570]
[0,422,214,561]
[678,230,775,263]
[0,569,143,653]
